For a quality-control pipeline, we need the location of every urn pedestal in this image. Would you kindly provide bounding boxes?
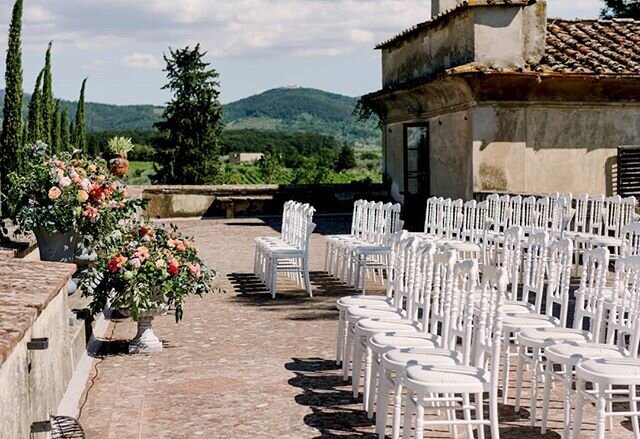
[128,313,163,354]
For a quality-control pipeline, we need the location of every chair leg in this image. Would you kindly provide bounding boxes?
[595,387,607,439]
[336,310,345,365]
[403,390,414,439]
[501,335,511,404]
[630,385,640,437]
[343,325,353,381]
[303,258,313,298]
[514,343,525,413]
[363,346,373,411]
[540,360,553,434]
[270,258,278,299]
[376,368,390,439]
[463,393,474,439]
[529,347,540,427]
[368,355,378,419]
[562,366,574,439]
[392,380,403,439]
[352,337,363,398]
[476,392,485,439]
[490,387,500,439]
[415,392,425,439]
[572,378,586,439]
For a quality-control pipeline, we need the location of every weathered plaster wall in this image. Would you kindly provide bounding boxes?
[383,110,473,203]
[382,11,475,88]
[0,288,71,438]
[430,110,473,199]
[473,104,640,195]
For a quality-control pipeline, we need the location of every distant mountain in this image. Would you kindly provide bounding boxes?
[0,89,163,132]
[224,87,379,147]
[0,87,380,146]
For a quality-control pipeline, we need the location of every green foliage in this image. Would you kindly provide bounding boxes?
[74,78,87,153]
[153,44,224,184]
[42,41,54,146]
[224,87,380,147]
[258,145,284,184]
[336,144,357,171]
[52,100,61,153]
[107,136,134,157]
[60,107,70,149]
[1,0,24,213]
[128,161,155,185]
[80,223,215,322]
[27,69,44,144]
[601,0,640,18]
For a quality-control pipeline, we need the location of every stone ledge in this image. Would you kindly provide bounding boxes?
[0,259,76,366]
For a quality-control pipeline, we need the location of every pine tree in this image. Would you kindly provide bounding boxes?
[27,69,44,144]
[336,144,357,171]
[153,45,224,184]
[74,78,87,153]
[52,100,61,153]
[60,107,70,150]
[1,0,24,212]
[41,41,54,146]
[601,0,640,18]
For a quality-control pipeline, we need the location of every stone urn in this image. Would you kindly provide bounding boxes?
[34,228,79,263]
[108,154,129,177]
[128,310,163,354]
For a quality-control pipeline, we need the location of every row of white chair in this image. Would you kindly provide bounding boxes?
[253,200,316,299]
[335,223,640,438]
[325,200,403,293]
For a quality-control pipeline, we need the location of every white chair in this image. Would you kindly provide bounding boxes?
[401,265,508,439]
[572,255,640,439]
[621,221,640,257]
[514,238,591,426]
[590,195,624,260]
[541,247,611,437]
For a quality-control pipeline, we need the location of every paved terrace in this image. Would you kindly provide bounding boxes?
[78,216,633,438]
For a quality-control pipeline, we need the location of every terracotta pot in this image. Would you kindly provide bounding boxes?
[108,155,129,177]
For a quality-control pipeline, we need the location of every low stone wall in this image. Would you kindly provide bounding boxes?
[0,259,77,438]
[135,183,389,218]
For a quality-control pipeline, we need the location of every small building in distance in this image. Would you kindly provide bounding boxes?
[362,0,640,220]
[228,152,264,164]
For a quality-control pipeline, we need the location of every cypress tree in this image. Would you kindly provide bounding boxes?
[74,78,87,154]
[41,41,54,146]
[52,100,61,153]
[60,107,70,150]
[1,0,24,212]
[69,120,76,148]
[27,69,44,144]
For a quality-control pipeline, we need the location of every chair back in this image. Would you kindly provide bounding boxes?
[508,195,523,228]
[502,226,524,301]
[424,197,439,236]
[448,259,479,365]
[544,238,574,326]
[474,266,508,375]
[603,195,623,238]
[429,250,457,341]
[622,222,640,258]
[572,193,589,233]
[574,247,610,342]
[521,196,537,232]
[608,255,640,350]
[587,194,606,236]
[522,232,549,313]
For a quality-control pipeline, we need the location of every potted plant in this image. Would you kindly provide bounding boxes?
[8,144,143,263]
[81,222,215,353]
[107,136,134,177]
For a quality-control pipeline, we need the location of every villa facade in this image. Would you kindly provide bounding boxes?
[363,0,640,214]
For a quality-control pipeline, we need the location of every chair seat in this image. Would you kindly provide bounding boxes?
[404,364,491,393]
[590,236,623,247]
[502,313,558,332]
[355,319,421,337]
[369,332,439,353]
[346,307,404,321]
[518,327,590,349]
[577,358,640,385]
[382,348,461,372]
[441,241,481,253]
[545,341,627,367]
[337,295,392,311]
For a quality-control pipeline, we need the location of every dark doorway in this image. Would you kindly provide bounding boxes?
[403,123,430,230]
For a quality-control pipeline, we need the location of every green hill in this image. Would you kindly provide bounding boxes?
[223,87,379,147]
[0,87,380,146]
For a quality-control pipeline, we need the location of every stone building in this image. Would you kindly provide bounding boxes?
[363,0,640,217]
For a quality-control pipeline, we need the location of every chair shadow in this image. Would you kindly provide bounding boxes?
[286,357,377,438]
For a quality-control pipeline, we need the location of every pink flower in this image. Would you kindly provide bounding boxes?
[188,263,201,278]
[168,258,180,276]
[134,246,150,262]
[77,190,89,202]
[48,187,62,200]
[59,176,72,187]
[56,168,64,178]
[155,259,166,269]
[82,206,99,222]
[175,240,186,252]
[80,178,92,192]
[130,258,141,269]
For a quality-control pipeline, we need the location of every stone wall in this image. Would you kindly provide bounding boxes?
[138,183,389,218]
[0,260,77,438]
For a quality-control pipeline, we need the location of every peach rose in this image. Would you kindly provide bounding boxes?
[48,187,62,200]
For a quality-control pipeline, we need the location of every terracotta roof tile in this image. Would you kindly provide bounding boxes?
[537,19,640,74]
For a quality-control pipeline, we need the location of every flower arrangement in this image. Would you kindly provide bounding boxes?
[81,222,215,322]
[8,145,144,242]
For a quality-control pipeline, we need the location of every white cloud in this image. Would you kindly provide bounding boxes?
[121,52,162,69]
[82,59,106,71]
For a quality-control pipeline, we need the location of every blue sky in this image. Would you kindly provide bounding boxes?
[0,0,603,106]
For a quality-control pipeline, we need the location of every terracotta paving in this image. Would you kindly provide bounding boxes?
[77,216,635,438]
